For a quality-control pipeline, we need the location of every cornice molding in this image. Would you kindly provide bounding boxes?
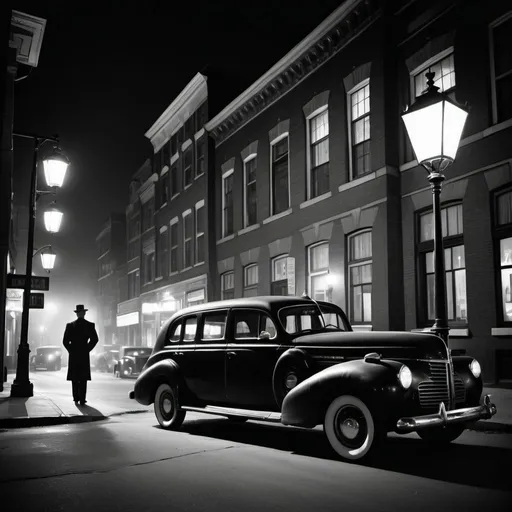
[205,0,382,146]
[145,72,208,153]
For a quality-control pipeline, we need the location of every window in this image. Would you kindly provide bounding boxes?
[495,189,512,323]
[195,201,205,264]
[184,117,194,141]
[162,141,170,167]
[309,110,330,197]
[233,310,277,340]
[349,80,371,178]
[186,288,205,306]
[183,316,197,341]
[201,312,227,340]
[183,147,193,188]
[158,228,169,277]
[348,231,372,324]
[221,271,234,300]
[222,170,234,237]
[171,132,179,155]
[308,243,329,301]
[167,321,182,344]
[413,50,456,99]
[196,137,205,178]
[160,172,169,206]
[141,199,154,232]
[183,210,193,268]
[170,218,178,273]
[143,250,155,285]
[244,157,257,227]
[490,13,512,124]
[127,270,139,299]
[271,136,290,215]
[243,264,259,297]
[170,164,179,197]
[271,254,288,295]
[196,101,207,128]
[418,204,466,325]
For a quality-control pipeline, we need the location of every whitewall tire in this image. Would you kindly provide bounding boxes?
[324,395,378,461]
[154,383,186,430]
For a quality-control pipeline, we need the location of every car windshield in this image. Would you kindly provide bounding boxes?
[278,305,325,335]
[124,348,152,357]
[38,348,61,355]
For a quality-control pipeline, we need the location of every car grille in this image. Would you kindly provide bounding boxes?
[454,375,466,405]
[418,361,450,410]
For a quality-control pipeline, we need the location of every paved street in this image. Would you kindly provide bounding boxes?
[0,370,511,512]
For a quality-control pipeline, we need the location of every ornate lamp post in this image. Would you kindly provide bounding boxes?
[10,134,69,397]
[401,71,469,347]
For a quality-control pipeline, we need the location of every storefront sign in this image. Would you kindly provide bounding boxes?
[117,311,140,327]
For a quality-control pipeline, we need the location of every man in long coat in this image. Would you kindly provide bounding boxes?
[63,304,99,405]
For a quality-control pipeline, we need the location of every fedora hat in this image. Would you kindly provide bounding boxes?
[74,304,88,312]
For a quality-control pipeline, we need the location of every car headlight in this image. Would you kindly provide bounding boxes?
[469,359,481,378]
[398,365,412,389]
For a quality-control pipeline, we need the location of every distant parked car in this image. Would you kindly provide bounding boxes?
[130,295,497,462]
[30,345,62,371]
[114,346,152,379]
[93,350,119,373]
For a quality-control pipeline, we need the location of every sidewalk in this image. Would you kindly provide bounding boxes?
[1,375,511,431]
[0,374,149,429]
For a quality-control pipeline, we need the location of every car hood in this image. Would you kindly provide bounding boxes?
[292,330,448,359]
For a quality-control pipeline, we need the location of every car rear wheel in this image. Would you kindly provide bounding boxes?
[417,425,465,443]
[154,383,186,430]
[324,395,381,461]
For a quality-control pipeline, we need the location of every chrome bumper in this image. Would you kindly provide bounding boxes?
[396,394,497,433]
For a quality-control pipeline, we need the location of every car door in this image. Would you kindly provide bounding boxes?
[185,310,228,404]
[225,308,283,410]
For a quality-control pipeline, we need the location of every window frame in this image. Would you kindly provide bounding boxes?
[222,169,234,238]
[493,186,512,325]
[243,155,258,228]
[271,254,288,296]
[269,133,291,216]
[221,271,235,300]
[195,200,205,265]
[183,146,193,189]
[306,107,330,199]
[243,263,259,297]
[170,216,179,274]
[347,229,373,325]
[307,242,330,301]
[232,308,278,342]
[195,136,205,178]
[199,310,228,343]
[416,202,467,327]
[347,78,371,180]
[489,12,512,125]
[182,209,193,269]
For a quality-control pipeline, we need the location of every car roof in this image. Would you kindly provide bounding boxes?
[170,295,319,320]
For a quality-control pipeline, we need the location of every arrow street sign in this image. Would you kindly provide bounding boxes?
[29,293,44,309]
[6,274,50,291]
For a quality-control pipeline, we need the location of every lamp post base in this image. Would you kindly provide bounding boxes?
[430,324,449,347]
[10,380,34,397]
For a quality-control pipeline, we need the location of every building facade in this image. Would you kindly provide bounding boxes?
[132,72,216,347]
[203,0,512,384]
[96,213,126,350]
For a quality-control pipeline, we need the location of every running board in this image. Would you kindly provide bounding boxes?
[181,405,282,423]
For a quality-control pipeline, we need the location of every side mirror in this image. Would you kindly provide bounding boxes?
[259,331,271,341]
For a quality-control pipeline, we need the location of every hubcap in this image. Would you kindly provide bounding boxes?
[162,395,173,416]
[285,373,298,389]
[340,418,360,439]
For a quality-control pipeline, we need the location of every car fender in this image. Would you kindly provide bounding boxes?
[272,348,316,406]
[133,359,183,406]
[281,358,406,428]
[452,355,482,406]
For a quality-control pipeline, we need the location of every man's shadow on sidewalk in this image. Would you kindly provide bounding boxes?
[74,403,105,417]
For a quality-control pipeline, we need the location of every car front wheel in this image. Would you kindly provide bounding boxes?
[417,425,465,443]
[324,395,381,461]
[154,383,186,430]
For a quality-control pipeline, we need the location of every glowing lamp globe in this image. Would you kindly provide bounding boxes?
[402,71,468,171]
[43,146,70,188]
[40,248,56,271]
[44,207,63,233]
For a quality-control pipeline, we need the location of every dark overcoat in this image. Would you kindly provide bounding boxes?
[63,318,99,381]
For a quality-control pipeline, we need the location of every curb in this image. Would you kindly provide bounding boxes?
[0,415,107,429]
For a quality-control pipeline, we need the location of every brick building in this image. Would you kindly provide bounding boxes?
[203,0,512,383]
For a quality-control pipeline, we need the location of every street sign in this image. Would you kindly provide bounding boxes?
[29,293,44,309]
[6,274,50,291]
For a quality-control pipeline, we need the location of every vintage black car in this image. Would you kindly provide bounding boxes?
[114,346,152,379]
[92,349,120,373]
[129,296,497,461]
[30,345,62,371]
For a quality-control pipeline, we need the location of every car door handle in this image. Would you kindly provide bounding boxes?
[227,352,236,359]
[173,352,184,356]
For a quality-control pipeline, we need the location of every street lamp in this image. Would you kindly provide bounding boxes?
[34,244,57,272]
[401,71,469,347]
[10,134,69,398]
[44,205,63,233]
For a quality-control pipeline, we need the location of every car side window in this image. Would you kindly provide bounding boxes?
[261,315,277,339]
[234,311,259,339]
[167,321,182,344]
[201,312,227,341]
[183,316,198,342]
